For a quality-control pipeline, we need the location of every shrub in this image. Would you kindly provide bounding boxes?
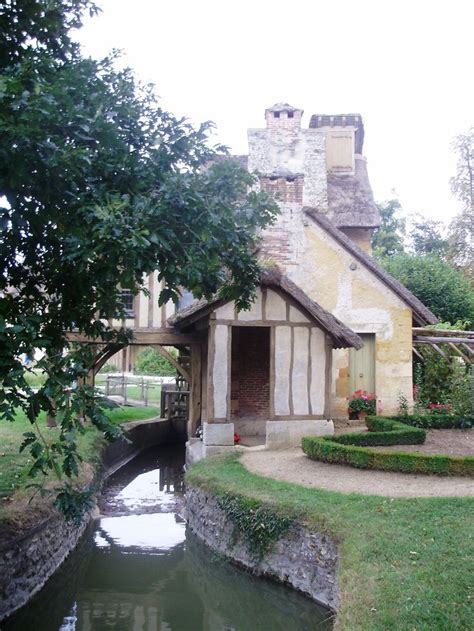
[99,363,119,374]
[390,413,473,430]
[134,347,176,376]
[301,416,474,477]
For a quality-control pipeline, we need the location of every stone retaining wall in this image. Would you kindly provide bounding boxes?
[0,417,178,621]
[186,485,339,611]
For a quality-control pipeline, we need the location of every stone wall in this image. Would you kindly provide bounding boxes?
[0,417,176,622]
[301,222,413,416]
[186,485,339,611]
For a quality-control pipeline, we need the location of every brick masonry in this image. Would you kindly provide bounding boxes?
[231,327,270,419]
[259,175,304,204]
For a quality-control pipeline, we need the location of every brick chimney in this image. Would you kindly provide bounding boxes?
[265,103,303,131]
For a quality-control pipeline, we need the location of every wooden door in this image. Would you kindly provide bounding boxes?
[349,333,375,394]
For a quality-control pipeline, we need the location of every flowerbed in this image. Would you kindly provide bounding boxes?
[302,416,474,477]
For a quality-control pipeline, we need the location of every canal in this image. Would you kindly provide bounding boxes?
[4,444,333,630]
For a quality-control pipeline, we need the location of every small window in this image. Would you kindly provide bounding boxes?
[287,111,294,118]
[118,290,134,317]
[274,111,280,118]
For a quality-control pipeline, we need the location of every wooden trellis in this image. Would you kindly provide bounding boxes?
[412,328,474,364]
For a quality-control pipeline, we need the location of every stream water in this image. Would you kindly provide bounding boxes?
[4,444,333,630]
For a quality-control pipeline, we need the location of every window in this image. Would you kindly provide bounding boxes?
[287,111,294,118]
[274,111,280,118]
[118,289,134,317]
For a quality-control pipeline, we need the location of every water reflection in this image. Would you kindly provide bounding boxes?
[5,445,333,631]
[95,513,186,552]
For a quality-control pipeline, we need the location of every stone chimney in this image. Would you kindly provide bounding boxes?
[265,103,303,131]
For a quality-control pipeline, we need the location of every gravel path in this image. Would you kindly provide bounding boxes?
[240,448,474,498]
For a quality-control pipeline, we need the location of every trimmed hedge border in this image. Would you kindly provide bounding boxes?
[390,413,473,430]
[302,416,474,477]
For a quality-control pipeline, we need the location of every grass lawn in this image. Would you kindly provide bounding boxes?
[0,406,160,507]
[187,453,473,631]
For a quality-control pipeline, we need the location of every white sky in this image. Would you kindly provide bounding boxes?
[77,0,474,225]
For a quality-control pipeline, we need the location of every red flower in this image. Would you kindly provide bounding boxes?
[234,432,241,445]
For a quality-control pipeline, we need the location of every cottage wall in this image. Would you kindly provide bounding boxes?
[300,223,413,416]
[206,288,330,423]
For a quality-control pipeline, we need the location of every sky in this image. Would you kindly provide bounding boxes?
[77,0,474,226]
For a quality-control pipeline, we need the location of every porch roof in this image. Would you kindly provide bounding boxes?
[169,268,363,350]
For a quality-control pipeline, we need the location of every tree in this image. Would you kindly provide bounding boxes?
[448,129,474,280]
[135,347,176,377]
[371,198,406,257]
[0,1,278,520]
[381,254,474,325]
[409,216,448,258]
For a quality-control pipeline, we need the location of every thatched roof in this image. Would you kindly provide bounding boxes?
[304,210,438,325]
[326,156,380,229]
[169,268,363,349]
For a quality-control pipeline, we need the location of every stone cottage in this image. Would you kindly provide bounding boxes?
[103,103,437,451]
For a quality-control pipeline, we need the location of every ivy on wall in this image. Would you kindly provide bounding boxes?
[217,493,294,559]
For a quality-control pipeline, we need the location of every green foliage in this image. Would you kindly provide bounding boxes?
[347,390,376,415]
[371,199,406,257]
[217,492,294,559]
[381,253,474,323]
[134,347,176,376]
[0,1,278,518]
[410,217,448,257]
[302,417,474,477]
[53,484,95,525]
[390,413,473,430]
[331,417,425,446]
[99,363,119,374]
[413,327,473,413]
[397,392,410,417]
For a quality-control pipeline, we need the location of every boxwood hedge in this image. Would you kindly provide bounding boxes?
[390,413,473,430]
[302,416,474,477]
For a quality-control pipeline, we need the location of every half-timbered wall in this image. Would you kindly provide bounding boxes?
[206,288,331,422]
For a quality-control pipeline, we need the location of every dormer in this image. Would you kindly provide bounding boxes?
[309,114,365,175]
[265,103,303,131]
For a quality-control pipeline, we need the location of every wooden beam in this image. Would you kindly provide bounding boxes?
[412,347,424,361]
[413,327,474,339]
[447,342,472,364]
[67,330,201,345]
[461,343,474,356]
[413,336,474,344]
[188,343,202,437]
[431,343,447,359]
[153,345,191,384]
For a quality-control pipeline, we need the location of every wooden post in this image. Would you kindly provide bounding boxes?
[189,343,202,437]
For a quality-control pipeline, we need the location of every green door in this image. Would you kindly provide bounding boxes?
[349,333,376,394]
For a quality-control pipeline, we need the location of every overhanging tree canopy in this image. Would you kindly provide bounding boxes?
[0,0,278,519]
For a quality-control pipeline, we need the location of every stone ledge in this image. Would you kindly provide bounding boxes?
[203,422,234,446]
[266,419,334,449]
[185,485,339,611]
